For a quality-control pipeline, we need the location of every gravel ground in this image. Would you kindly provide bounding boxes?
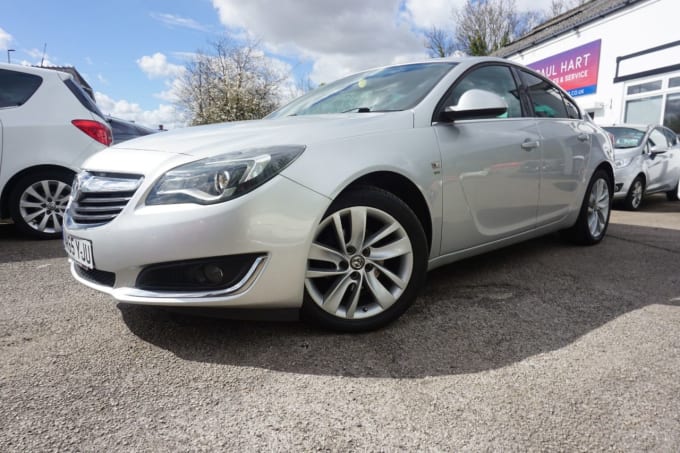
[1,195,679,451]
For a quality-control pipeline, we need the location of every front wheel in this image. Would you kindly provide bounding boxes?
[9,170,74,239]
[624,176,644,210]
[301,187,428,332]
[563,169,612,245]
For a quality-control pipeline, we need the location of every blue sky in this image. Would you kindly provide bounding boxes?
[1,0,552,129]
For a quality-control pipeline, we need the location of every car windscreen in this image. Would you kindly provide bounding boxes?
[64,78,106,120]
[268,62,457,118]
[602,127,645,148]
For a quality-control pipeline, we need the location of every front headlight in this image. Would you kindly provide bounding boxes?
[146,145,305,205]
[614,157,632,168]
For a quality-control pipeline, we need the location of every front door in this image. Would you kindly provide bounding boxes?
[434,64,541,255]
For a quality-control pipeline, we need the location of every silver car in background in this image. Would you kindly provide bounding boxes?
[603,125,680,210]
[64,57,615,331]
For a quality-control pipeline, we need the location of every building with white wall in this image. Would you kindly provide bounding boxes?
[496,0,680,131]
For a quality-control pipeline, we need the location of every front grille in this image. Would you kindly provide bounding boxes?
[69,172,143,226]
[74,264,116,287]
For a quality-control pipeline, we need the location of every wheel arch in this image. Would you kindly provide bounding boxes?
[336,171,433,253]
[1,165,76,218]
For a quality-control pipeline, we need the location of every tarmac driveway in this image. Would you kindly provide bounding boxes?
[1,195,679,451]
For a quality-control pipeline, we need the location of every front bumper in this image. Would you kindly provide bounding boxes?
[65,175,330,308]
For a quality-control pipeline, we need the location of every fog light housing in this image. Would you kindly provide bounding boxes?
[136,254,266,291]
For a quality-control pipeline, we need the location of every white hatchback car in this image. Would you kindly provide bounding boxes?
[0,63,111,238]
[602,124,680,210]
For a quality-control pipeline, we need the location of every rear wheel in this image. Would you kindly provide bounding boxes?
[9,170,74,239]
[301,187,427,332]
[563,169,612,245]
[624,176,644,210]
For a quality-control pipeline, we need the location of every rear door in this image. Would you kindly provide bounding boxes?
[518,70,594,226]
[434,63,542,254]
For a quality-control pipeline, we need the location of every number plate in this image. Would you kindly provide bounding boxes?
[64,233,94,270]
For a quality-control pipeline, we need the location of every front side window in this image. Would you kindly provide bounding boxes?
[0,69,43,108]
[268,63,456,118]
[440,65,522,118]
[521,71,569,119]
[649,128,669,149]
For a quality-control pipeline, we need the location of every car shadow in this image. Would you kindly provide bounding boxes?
[0,224,66,263]
[119,222,680,378]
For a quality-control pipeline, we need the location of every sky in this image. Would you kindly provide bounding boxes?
[0,0,554,130]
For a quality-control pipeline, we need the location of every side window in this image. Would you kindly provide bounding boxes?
[521,71,569,119]
[649,128,669,149]
[662,127,677,146]
[0,69,43,108]
[441,65,522,118]
[563,94,581,119]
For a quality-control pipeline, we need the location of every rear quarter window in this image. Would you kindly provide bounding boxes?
[0,69,43,108]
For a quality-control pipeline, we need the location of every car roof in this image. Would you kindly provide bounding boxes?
[0,62,71,79]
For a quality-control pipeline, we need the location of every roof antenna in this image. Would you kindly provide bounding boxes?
[40,43,47,67]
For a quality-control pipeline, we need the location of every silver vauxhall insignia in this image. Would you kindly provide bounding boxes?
[64,57,615,331]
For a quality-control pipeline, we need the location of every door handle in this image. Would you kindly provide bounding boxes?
[521,139,540,151]
[577,133,589,142]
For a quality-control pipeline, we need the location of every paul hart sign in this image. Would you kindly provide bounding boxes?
[528,39,601,97]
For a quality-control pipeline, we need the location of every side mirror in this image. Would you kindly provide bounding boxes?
[438,89,508,123]
[649,145,667,155]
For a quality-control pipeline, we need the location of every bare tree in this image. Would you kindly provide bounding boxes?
[455,0,545,56]
[177,38,286,126]
[550,0,591,17]
[424,26,458,58]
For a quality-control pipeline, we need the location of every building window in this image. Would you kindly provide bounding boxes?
[623,72,680,133]
[664,93,680,132]
[627,80,662,95]
[625,96,662,124]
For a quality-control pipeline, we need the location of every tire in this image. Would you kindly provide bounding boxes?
[563,169,612,246]
[301,186,428,332]
[9,169,74,239]
[666,179,680,201]
[623,176,644,210]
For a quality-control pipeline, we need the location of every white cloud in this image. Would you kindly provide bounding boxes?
[403,0,462,29]
[0,27,12,50]
[150,12,210,32]
[137,52,185,79]
[212,0,428,84]
[95,91,188,131]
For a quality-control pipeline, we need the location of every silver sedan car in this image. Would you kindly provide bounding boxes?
[64,57,615,331]
[602,125,680,210]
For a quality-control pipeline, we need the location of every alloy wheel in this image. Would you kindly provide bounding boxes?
[18,180,71,234]
[587,177,610,239]
[630,179,643,209]
[305,206,414,320]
